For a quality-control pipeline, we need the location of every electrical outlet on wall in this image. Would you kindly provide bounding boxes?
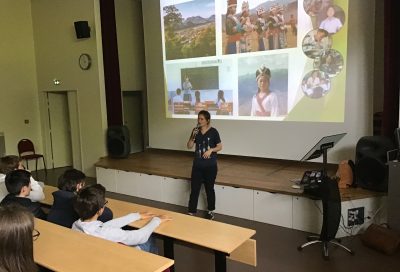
[348,207,365,226]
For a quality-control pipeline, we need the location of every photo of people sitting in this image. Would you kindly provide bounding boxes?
[319,49,344,77]
[223,0,298,54]
[301,70,331,99]
[170,88,233,116]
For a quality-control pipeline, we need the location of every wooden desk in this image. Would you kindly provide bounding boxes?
[34,218,173,272]
[108,198,255,271]
[42,186,256,271]
[42,185,56,206]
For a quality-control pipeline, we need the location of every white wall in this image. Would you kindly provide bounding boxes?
[31,0,107,176]
[142,0,376,163]
[0,0,43,159]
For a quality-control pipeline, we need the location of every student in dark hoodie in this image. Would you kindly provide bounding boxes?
[47,169,113,228]
[0,169,46,219]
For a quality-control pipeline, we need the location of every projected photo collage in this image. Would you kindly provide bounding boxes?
[161,0,348,121]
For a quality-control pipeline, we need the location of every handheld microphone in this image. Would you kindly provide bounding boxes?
[193,123,200,138]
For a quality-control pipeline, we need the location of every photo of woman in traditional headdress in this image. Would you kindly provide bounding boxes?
[250,65,279,116]
[238,54,288,117]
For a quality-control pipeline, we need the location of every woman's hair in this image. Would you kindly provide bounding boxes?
[0,204,37,272]
[0,155,21,174]
[198,110,211,124]
[58,169,86,192]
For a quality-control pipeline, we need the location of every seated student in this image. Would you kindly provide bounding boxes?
[0,155,44,202]
[72,184,171,253]
[0,169,46,219]
[47,169,113,228]
[0,204,38,272]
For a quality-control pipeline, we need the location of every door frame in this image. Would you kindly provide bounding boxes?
[41,90,83,170]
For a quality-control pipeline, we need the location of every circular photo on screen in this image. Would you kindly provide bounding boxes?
[318,49,344,77]
[301,70,331,99]
[302,28,332,59]
[318,5,346,35]
[303,0,323,17]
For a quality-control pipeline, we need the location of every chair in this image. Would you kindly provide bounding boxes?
[297,177,354,259]
[17,139,47,175]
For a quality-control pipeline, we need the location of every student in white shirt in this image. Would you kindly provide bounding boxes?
[72,184,171,253]
[0,155,44,202]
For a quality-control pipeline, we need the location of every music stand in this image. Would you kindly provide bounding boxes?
[298,133,354,259]
[301,133,346,175]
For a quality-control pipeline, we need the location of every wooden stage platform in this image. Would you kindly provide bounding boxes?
[95,149,383,201]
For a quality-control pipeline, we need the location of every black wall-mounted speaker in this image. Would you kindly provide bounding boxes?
[107,126,130,158]
[355,136,394,192]
[74,21,90,39]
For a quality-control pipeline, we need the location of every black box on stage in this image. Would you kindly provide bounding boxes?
[355,136,394,192]
[107,126,130,158]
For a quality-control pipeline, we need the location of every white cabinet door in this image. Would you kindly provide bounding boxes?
[96,167,117,192]
[116,170,141,197]
[162,177,191,207]
[135,173,163,201]
[215,185,254,220]
[254,191,293,228]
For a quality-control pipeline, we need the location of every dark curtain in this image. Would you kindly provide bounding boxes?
[100,0,123,126]
[382,0,400,138]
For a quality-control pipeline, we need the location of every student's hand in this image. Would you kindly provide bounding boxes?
[140,212,155,220]
[157,215,172,223]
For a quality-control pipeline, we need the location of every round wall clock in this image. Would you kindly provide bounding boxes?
[79,53,92,70]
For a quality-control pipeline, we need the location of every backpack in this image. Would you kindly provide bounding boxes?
[336,160,355,189]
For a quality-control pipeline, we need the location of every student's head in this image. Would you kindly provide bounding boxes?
[73,184,107,221]
[176,88,182,95]
[5,170,31,196]
[0,155,24,174]
[58,169,86,192]
[326,6,335,18]
[256,65,271,93]
[198,110,211,126]
[0,204,37,272]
